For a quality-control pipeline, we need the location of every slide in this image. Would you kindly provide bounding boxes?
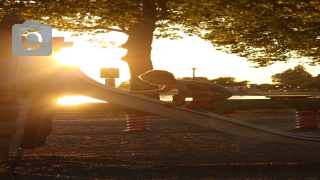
[17,64,320,146]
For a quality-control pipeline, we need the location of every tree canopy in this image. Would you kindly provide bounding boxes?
[196,0,320,67]
[1,0,319,90]
[2,0,319,63]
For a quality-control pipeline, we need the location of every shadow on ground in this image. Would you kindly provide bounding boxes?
[1,110,320,179]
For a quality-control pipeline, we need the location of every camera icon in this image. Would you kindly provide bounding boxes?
[12,20,52,56]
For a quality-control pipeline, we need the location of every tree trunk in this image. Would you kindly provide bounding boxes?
[121,24,155,91]
[121,0,158,97]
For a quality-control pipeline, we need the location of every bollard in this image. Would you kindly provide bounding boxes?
[100,68,119,88]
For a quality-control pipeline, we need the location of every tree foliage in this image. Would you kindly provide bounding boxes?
[1,0,318,65]
[306,75,320,89]
[271,64,312,88]
[209,77,236,87]
[195,0,320,67]
[179,77,209,82]
[1,0,319,91]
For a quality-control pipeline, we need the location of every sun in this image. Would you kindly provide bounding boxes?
[55,44,128,68]
[54,44,130,105]
[55,49,79,65]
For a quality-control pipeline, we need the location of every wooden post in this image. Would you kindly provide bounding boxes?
[100,68,119,87]
[20,92,61,149]
[0,15,73,160]
[0,15,27,160]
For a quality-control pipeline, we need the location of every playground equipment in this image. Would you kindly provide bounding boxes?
[0,15,72,160]
[100,68,119,87]
[206,98,320,128]
[99,68,149,131]
[124,113,149,132]
[264,95,319,128]
[1,15,320,160]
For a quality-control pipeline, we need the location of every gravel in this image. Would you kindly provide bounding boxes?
[1,110,320,180]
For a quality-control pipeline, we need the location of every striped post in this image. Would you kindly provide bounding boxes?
[295,109,319,128]
[124,113,149,132]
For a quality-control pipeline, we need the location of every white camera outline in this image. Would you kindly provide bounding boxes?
[12,20,52,56]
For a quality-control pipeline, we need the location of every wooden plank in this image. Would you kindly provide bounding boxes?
[0,59,10,81]
[0,112,19,121]
[0,18,23,82]
[0,129,16,138]
[0,121,16,129]
[0,146,9,158]
[0,90,17,97]
[0,138,11,146]
[6,59,20,81]
[8,109,30,151]
[0,82,16,90]
[0,153,7,160]
[0,97,15,104]
[19,103,32,111]
[0,105,19,113]
[0,90,17,105]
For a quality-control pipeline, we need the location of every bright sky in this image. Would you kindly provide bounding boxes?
[53,30,320,86]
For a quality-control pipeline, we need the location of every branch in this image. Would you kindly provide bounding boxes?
[74,27,128,34]
[119,24,127,32]
[156,0,169,20]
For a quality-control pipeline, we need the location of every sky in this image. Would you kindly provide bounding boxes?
[53,30,320,86]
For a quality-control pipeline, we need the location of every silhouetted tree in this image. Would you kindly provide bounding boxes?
[3,0,319,92]
[201,0,320,66]
[210,77,236,87]
[271,65,312,89]
[305,75,320,90]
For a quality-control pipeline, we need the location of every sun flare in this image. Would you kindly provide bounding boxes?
[55,44,130,105]
[57,95,105,105]
[55,49,79,65]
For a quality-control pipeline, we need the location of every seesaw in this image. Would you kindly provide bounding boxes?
[1,16,320,161]
[19,63,320,144]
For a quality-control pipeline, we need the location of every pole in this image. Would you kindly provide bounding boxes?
[192,68,196,81]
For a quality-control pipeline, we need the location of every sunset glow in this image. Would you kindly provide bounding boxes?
[57,95,104,105]
[54,33,129,105]
[53,31,319,105]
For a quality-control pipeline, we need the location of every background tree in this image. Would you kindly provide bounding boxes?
[271,64,312,89]
[234,80,250,87]
[198,0,320,67]
[1,0,319,92]
[179,77,209,82]
[1,0,172,92]
[210,77,237,87]
[305,75,320,90]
